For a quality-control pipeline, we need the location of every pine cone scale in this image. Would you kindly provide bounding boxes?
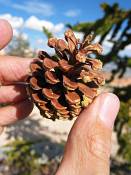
[32,93,47,103]
[43,58,58,70]
[42,88,60,100]
[45,71,60,84]
[78,83,96,99]
[51,99,67,110]
[58,59,73,72]
[30,77,42,90]
[30,62,42,72]
[63,76,78,90]
[65,91,80,105]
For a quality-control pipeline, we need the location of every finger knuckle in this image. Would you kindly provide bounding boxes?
[88,133,111,161]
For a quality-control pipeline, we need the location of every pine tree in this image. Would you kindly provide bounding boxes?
[7,33,34,58]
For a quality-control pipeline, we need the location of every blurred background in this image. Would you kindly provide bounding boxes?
[0,0,131,174]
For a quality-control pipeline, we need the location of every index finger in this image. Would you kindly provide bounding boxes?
[0,56,35,84]
[0,19,13,50]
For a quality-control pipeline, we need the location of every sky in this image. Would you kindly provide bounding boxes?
[0,0,131,55]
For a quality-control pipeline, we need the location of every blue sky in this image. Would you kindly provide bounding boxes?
[1,0,131,23]
[0,0,131,53]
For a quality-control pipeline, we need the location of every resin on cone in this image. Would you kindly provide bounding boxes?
[27,29,105,120]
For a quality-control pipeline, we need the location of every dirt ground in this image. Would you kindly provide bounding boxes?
[0,106,119,158]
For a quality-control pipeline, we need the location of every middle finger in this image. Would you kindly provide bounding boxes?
[0,84,28,104]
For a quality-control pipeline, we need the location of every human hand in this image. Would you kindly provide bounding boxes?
[0,19,120,175]
[56,93,120,175]
[0,19,34,129]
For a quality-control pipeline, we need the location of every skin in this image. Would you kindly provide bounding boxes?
[0,19,120,175]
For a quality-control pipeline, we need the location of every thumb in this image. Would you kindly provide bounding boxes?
[56,93,120,175]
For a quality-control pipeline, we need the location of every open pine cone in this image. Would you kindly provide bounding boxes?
[27,29,105,120]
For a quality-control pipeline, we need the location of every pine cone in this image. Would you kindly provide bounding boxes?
[27,29,105,120]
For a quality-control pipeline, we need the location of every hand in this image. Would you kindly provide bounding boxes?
[56,93,120,175]
[0,19,120,175]
[0,19,34,128]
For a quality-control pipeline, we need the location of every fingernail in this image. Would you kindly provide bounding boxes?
[99,93,120,128]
